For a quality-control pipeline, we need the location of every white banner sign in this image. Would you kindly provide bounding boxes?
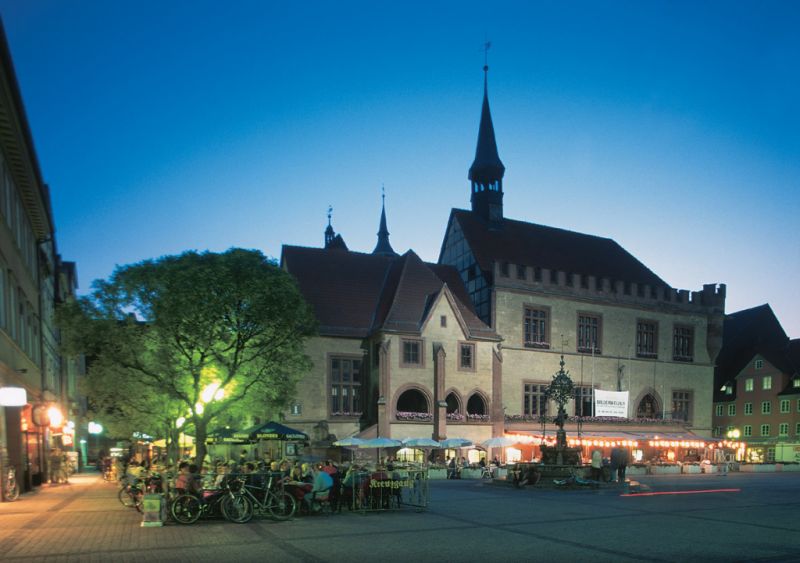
[594,389,629,418]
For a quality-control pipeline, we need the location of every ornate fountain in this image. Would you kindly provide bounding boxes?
[539,355,582,466]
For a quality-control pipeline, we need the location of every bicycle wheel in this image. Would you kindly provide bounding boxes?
[171,494,202,524]
[118,487,136,508]
[221,494,253,524]
[133,489,144,512]
[267,491,296,521]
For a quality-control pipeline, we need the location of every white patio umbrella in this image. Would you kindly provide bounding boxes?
[333,437,365,447]
[438,438,473,449]
[358,437,403,465]
[482,436,526,464]
[402,438,442,448]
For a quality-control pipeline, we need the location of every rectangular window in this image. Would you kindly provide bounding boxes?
[458,342,475,371]
[290,403,302,415]
[672,390,691,422]
[712,426,721,437]
[635,320,658,358]
[401,338,423,367]
[754,359,764,369]
[523,307,549,349]
[523,383,548,416]
[440,315,447,327]
[672,325,694,362]
[745,378,754,392]
[796,422,800,436]
[500,261,509,277]
[779,423,789,437]
[715,404,723,417]
[780,399,790,414]
[330,357,362,416]
[794,379,800,388]
[762,376,772,390]
[516,264,526,280]
[574,386,593,417]
[743,425,752,437]
[728,404,735,416]
[577,314,602,354]
[761,401,771,415]
[760,424,770,437]
[744,402,753,415]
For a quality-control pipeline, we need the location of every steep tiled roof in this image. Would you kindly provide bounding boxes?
[445,209,668,288]
[281,245,497,340]
[712,304,793,402]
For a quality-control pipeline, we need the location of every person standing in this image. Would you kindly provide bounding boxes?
[590,449,602,481]
[609,448,619,483]
[617,447,629,483]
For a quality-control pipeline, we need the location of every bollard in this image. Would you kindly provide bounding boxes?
[141,494,165,527]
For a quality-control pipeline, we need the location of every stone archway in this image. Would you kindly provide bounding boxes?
[395,387,431,414]
[636,393,661,419]
[445,390,462,414]
[466,392,488,416]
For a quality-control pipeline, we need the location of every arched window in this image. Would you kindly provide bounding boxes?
[637,394,660,419]
[396,388,429,413]
[445,392,461,414]
[466,393,487,416]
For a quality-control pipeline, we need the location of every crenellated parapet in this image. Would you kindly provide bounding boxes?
[493,261,726,315]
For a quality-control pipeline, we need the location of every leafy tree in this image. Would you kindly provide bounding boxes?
[59,248,316,463]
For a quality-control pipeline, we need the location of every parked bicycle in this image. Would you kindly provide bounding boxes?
[221,475,296,523]
[3,465,19,501]
[170,477,251,525]
[118,478,144,511]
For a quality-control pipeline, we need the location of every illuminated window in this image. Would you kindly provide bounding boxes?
[762,376,772,390]
[793,378,800,388]
[523,383,548,416]
[780,399,790,414]
[779,423,789,437]
[744,402,753,415]
[401,339,424,367]
[458,342,475,371]
[761,401,771,414]
[290,403,302,416]
[728,404,735,416]
[760,424,770,437]
[743,425,752,437]
[636,320,658,359]
[523,307,549,348]
[715,404,723,417]
[745,378,753,392]
[754,359,763,369]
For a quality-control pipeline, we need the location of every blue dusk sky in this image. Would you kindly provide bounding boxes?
[1,1,798,337]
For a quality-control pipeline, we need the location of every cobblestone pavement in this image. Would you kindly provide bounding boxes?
[1,471,800,562]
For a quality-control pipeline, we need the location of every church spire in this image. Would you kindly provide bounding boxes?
[372,187,397,257]
[469,53,505,225]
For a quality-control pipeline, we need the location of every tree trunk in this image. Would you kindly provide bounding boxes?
[194,417,208,465]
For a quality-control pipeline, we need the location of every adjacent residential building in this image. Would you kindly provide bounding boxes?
[281,65,726,461]
[713,304,800,462]
[0,21,84,496]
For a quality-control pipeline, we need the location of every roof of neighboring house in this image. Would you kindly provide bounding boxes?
[713,304,798,402]
[280,245,497,340]
[443,209,669,288]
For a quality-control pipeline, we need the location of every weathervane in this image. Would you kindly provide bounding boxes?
[483,40,491,71]
[327,205,333,226]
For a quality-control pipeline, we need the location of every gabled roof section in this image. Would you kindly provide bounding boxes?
[713,304,792,401]
[281,245,496,340]
[281,245,392,337]
[442,209,668,288]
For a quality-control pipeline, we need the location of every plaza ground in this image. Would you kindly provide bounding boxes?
[1,471,799,562]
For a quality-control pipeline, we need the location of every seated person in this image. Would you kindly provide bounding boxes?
[175,462,202,497]
[300,463,314,484]
[303,465,334,512]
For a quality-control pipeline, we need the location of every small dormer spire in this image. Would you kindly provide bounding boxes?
[372,186,398,257]
[324,205,335,247]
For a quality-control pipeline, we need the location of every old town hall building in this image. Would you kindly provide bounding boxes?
[281,66,726,459]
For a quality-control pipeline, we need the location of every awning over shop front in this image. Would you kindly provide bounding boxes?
[233,421,309,442]
[507,430,713,449]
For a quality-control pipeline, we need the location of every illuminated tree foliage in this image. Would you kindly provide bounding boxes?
[59,248,316,462]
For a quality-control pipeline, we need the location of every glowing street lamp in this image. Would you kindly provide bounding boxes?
[47,406,64,428]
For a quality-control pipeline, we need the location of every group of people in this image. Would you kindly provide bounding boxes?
[589,447,630,483]
[446,456,500,479]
